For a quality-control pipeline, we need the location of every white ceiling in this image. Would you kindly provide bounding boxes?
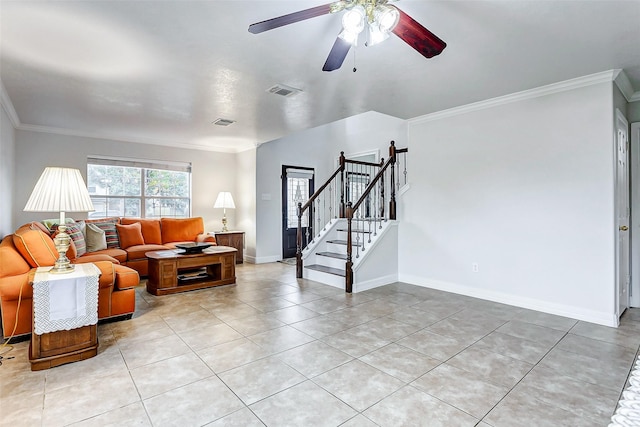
[1,1,640,153]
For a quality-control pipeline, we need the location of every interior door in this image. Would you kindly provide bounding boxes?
[616,110,630,318]
[282,166,314,259]
[631,123,640,307]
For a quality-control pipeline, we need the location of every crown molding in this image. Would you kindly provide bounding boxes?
[613,69,639,102]
[411,70,625,124]
[0,79,21,127]
[16,123,242,153]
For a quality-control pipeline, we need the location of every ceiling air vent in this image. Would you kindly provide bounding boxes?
[212,118,236,126]
[267,84,302,98]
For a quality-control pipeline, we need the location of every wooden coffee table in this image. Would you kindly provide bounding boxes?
[146,246,237,295]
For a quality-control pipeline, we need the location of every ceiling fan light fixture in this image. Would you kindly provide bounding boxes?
[375,5,400,32]
[367,22,390,46]
[342,5,366,34]
[338,28,359,45]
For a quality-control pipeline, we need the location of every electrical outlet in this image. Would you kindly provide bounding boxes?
[472,263,479,273]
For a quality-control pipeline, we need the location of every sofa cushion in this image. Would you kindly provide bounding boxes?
[121,218,162,244]
[161,217,205,244]
[85,223,108,252]
[85,217,120,248]
[125,244,169,260]
[84,248,128,264]
[12,228,57,268]
[116,222,144,249]
[74,253,121,264]
[0,236,31,278]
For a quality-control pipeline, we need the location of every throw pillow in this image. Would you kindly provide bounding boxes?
[13,228,58,267]
[116,222,144,249]
[85,217,119,248]
[120,218,162,244]
[85,223,107,252]
[50,221,87,257]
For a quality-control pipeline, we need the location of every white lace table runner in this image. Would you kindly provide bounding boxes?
[32,263,100,335]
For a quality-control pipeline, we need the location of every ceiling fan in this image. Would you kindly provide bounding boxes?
[248,0,446,72]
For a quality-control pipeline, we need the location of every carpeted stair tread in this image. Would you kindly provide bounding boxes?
[336,228,372,234]
[316,251,347,260]
[326,239,362,247]
[305,264,346,276]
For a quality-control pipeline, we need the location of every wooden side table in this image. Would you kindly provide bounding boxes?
[29,264,100,371]
[213,231,244,263]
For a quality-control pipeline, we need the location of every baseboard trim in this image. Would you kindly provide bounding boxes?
[399,274,618,327]
[249,255,281,264]
[353,274,398,293]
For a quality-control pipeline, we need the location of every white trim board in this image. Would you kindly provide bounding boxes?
[0,79,20,128]
[411,69,633,124]
[399,274,618,327]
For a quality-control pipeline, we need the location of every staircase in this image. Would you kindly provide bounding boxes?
[295,141,407,293]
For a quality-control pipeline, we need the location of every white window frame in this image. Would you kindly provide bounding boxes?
[87,156,192,218]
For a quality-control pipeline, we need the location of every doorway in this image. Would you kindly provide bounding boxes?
[616,109,630,319]
[281,166,314,259]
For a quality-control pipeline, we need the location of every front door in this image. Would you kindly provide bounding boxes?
[282,166,314,259]
[616,110,630,319]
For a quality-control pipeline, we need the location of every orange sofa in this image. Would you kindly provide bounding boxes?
[70,216,217,277]
[0,222,139,340]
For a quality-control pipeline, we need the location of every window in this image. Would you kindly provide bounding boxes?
[87,157,191,218]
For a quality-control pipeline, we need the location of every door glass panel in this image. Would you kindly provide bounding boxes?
[287,177,309,228]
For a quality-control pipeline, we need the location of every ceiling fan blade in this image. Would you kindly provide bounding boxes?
[248,3,333,34]
[391,7,446,59]
[322,36,351,72]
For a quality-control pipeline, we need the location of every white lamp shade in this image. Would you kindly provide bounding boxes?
[24,167,95,213]
[214,192,235,209]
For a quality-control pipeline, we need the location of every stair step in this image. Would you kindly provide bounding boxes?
[316,251,347,260]
[336,228,372,234]
[326,239,347,245]
[305,264,346,277]
[326,239,361,247]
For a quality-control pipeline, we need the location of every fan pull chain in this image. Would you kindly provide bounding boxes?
[352,47,357,72]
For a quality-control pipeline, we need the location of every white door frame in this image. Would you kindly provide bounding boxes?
[631,122,640,307]
[615,109,630,319]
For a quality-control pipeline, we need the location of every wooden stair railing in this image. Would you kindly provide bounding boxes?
[296,141,408,292]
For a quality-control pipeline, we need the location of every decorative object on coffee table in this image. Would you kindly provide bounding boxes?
[175,242,213,254]
[23,167,95,274]
[214,191,235,232]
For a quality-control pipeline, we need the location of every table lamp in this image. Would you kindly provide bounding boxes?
[24,167,95,273]
[214,191,235,232]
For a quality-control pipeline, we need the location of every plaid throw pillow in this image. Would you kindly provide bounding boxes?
[51,221,87,257]
[86,218,120,249]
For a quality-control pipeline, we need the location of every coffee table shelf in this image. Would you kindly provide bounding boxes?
[146,246,237,295]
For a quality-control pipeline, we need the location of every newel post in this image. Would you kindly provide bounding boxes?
[389,141,397,220]
[345,202,354,293]
[296,202,303,278]
[339,152,346,218]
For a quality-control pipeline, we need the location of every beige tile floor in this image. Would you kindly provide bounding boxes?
[1,261,639,426]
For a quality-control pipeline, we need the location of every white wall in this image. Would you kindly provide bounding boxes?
[401,82,617,326]
[630,101,640,123]
[255,111,408,263]
[14,130,236,232]
[0,106,15,238]
[236,147,257,260]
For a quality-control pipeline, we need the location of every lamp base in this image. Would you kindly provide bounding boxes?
[221,216,229,233]
[51,226,74,274]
